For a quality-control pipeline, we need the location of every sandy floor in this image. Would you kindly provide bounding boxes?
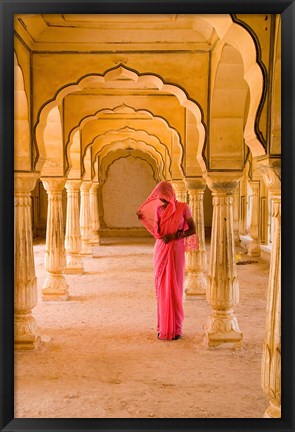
[14,237,270,418]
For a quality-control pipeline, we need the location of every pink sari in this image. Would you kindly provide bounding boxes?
[138,181,197,340]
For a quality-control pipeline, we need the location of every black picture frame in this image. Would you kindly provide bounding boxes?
[0,1,294,431]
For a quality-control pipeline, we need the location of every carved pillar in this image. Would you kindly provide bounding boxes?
[90,182,100,244]
[65,180,84,273]
[172,179,187,202]
[248,180,261,256]
[41,178,69,301]
[233,186,240,246]
[239,176,247,235]
[258,162,281,418]
[14,173,41,350]
[184,178,207,298]
[203,174,243,349]
[80,181,93,255]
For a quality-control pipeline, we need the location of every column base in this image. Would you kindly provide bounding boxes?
[203,311,243,349]
[263,401,281,418]
[247,241,261,257]
[80,241,93,255]
[185,272,207,298]
[90,234,100,245]
[42,274,69,301]
[64,254,84,274]
[14,314,42,351]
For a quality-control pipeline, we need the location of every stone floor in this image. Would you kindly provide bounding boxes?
[14,237,270,418]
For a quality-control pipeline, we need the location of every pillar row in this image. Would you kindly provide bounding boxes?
[203,175,243,349]
[41,177,69,301]
[14,173,41,350]
[184,178,207,298]
[80,181,93,255]
[65,180,84,273]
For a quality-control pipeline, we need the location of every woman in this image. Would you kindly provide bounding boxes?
[137,181,197,341]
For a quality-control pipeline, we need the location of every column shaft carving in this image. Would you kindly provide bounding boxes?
[41,178,69,301]
[233,187,240,246]
[14,173,41,350]
[184,179,207,298]
[204,176,243,348]
[90,182,100,244]
[80,181,93,254]
[258,160,281,418]
[65,180,84,273]
[248,181,261,256]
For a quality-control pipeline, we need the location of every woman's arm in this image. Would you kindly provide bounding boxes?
[181,217,196,238]
[162,217,196,243]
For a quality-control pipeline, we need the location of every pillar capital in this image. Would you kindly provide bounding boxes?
[204,172,242,194]
[80,181,92,192]
[184,177,206,192]
[14,172,39,194]
[256,158,281,197]
[65,179,82,192]
[90,182,100,191]
[41,177,66,193]
[172,179,187,202]
[172,179,186,190]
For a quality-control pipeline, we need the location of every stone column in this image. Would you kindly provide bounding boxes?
[203,174,243,349]
[41,178,69,301]
[90,182,100,244]
[172,179,187,202]
[233,186,240,246]
[80,181,93,254]
[65,180,84,273]
[248,180,261,256]
[259,163,281,418]
[184,178,207,298]
[14,173,41,350]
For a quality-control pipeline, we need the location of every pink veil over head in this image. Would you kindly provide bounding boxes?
[137,180,199,251]
[137,181,176,239]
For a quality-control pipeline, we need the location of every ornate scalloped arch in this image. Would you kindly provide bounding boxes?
[99,149,162,184]
[35,65,205,171]
[91,137,167,181]
[202,15,266,157]
[67,104,182,177]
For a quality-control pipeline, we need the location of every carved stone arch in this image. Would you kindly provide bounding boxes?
[14,52,31,171]
[66,104,183,178]
[202,15,266,158]
[41,106,64,177]
[35,65,205,172]
[82,126,175,179]
[91,137,166,181]
[100,149,162,184]
[209,43,249,170]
